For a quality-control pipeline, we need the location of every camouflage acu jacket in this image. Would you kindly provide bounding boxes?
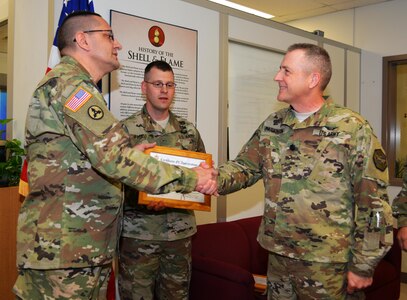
[18,56,198,269]
[392,162,407,227]
[218,99,393,277]
[121,105,206,241]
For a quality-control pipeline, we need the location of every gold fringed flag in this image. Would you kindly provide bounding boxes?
[18,159,29,197]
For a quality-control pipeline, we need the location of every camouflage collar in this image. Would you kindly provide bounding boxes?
[141,105,182,133]
[61,56,93,80]
[282,98,339,130]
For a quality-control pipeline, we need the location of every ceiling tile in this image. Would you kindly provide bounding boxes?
[216,0,392,22]
[232,0,323,17]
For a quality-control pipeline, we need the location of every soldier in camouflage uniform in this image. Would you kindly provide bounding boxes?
[13,12,217,300]
[392,162,407,250]
[118,60,206,300]
[217,43,393,299]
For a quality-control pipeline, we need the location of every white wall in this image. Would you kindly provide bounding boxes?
[226,15,362,221]
[10,0,376,224]
[9,0,49,143]
[8,1,406,276]
[288,0,407,56]
[0,0,8,93]
[287,0,406,194]
[288,0,407,138]
[0,53,6,74]
[10,0,222,225]
[53,0,220,166]
[288,0,406,271]
[0,0,8,22]
[226,16,316,221]
[53,0,221,224]
[288,10,355,46]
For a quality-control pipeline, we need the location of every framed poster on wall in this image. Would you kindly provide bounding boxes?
[109,10,198,123]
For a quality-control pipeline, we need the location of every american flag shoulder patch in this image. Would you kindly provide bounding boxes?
[65,87,93,112]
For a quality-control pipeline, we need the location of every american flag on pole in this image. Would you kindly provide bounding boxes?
[19,0,95,196]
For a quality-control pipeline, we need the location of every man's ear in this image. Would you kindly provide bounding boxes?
[141,81,147,95]
[309,72,321,89]
[73,32,90,50]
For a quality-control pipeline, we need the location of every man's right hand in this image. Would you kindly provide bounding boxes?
[135,142,156,152]
[346,271,372,294]
[193,162,218,196]
[397,226,407,251]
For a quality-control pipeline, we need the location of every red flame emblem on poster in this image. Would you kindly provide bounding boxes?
[148,26,165,47]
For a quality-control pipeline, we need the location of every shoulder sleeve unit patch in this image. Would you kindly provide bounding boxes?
[373,148,387,172]
[65,87,93,112]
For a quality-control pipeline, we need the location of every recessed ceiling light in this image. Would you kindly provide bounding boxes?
[209,0,274,19]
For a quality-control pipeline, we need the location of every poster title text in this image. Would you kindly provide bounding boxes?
[128,47,184,68]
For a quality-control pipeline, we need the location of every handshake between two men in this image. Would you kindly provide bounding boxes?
[193,162,219,196]
[136,142,219,198]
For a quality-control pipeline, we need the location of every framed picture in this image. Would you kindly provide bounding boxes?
[110,10,198,122]
[253,274,267,293]
[139,146,212,211]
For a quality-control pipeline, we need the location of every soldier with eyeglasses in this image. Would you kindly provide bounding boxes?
[119,60,206,300]
[13,12,217,300]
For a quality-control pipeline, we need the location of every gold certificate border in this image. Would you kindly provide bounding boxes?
[138,146,212,211]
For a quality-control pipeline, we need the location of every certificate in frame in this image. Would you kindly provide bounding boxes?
[139,146,212,211]
[253,274,267,293]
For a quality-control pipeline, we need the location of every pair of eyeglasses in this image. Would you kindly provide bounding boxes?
[84,29,115,41]
[73,29,115,42]
[145,81,177,89]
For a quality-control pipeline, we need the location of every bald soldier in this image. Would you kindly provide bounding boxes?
[13,11,216,300]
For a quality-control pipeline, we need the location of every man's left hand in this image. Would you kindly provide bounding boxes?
[346,271,373,294]
[193,162,218,196]
[147,200,166,211]
[135,142,156,152]
[397,226,407,251]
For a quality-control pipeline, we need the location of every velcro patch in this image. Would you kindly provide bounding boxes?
[65,87,92,112]
[373,149,387,172]
[312,127,339,137]
[88,105,104,120]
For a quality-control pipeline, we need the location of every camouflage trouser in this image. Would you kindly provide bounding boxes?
[13,265,111,300]
[118,237,192,300]
[267,253,365,300]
